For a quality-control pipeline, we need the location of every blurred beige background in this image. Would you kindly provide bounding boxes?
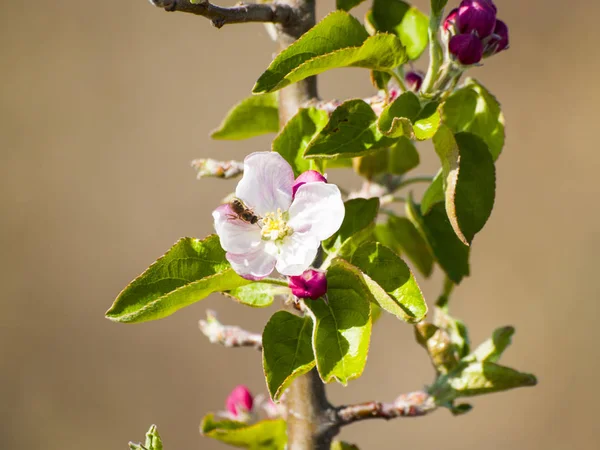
[1,0,598,449]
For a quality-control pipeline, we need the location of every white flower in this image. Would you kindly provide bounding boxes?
[213,152,345,280]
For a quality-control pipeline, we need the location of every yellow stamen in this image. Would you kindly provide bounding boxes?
[261,208,291,241]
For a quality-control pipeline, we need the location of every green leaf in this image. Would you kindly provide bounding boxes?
[304,99,398,159]
[253,12,407,93]
[442,78,505,160]
[367,0,429,60]
[262,311,316,401]
[254,11,367,94]
[332,442,360,450]
[211,93,279,140]
[226,283,280,308]
[378,92,421,138]
[420,169,443,215]
[352,149,389,179]
[377,215,433,276]
[337,0,366,11]
[351,242,427,323]
[370,70,391,90]
[201,414,286,450]
[432,362,537,403]
[272,107,329,176]
[433,127,496,245]
[304,259,372,384]
[388,136,420,175]
[470,326,515,363]
[323,198,380,259]
[414,100,441,140]
[106,236,249,323]
[450,403,473,415]
[378,92,440,140]
[129,424,163,450]
[406,197,470,283]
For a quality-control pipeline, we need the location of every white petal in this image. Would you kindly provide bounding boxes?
[235,152,294,216]
[213,204,262,254]
[275,233,319,276]
[287,182,345,241]
[226,245,276,280]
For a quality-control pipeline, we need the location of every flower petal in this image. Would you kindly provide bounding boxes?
[287,182,345,241]
[235,152,294,216]
[226,245,276,280]
[213,204,262,254]
[275,233,319,276]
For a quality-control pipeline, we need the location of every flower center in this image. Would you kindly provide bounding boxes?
[261,209,291,241]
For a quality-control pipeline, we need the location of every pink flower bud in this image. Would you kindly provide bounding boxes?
[288,269,327,300]
[404,71,424,92]
[292,170,327,198]
[226,385,253,417]
[492,19,509,52]
[443,8,459,33]
[457,0,497,39]
[449,33,484,65]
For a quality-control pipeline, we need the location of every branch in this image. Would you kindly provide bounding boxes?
[335,391,437,426]
[199,310,262,350]
[149,0,300,29]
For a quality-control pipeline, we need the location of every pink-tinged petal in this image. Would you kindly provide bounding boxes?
[288,269,327,300]
[213,204,262,254]
[226,245,276,280]
[235,152,294,216]
[287,182,345,241]
[226,385,254,417]
[292,170,327,198]
[275,233,319,276]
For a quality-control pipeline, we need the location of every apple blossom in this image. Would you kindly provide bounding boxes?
[213,152,344,280]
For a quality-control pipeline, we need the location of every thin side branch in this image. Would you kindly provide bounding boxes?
[199,310,262,350]
[335,391,437,426]
[150,0,300,29]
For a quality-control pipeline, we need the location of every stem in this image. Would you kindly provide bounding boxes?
[436,276,455,311]
[389,69,407,93]
[275,2,333,449]
[422,6,445,94]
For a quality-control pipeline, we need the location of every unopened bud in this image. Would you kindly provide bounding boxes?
[226,385,253,418]
[405,71,424,92]
[492,19,509,52]
[288,269,327,300]
[449,33,484,65]
[457,0,497,39]
[292,170,327,197]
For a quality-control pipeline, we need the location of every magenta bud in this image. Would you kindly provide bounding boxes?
[292,170,327,198]
[493,19,509,52]
[449,33,484,65]
[288,269,327,300]
[457,0,497,38]
[404,71,424,92]
[443,8,459,33]
[226,385,253,417]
